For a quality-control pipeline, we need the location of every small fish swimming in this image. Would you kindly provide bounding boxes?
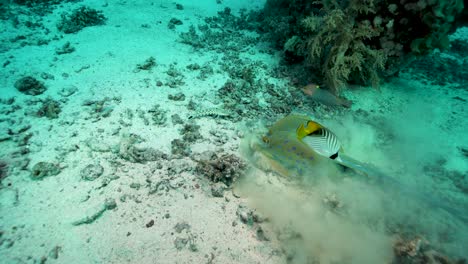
[301,84,352,108]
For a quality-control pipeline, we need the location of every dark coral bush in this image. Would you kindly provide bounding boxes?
[57,6,106,34]
[261,0,465,93]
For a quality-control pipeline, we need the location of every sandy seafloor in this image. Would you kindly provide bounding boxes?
[0,0,467,263]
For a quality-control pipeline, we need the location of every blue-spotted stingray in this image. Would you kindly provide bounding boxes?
[243,114,468,224]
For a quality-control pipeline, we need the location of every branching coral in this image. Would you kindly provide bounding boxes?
[261,0,465,93]
[302,5,386,92]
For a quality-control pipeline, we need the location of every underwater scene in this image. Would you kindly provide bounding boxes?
[0,0,467,263]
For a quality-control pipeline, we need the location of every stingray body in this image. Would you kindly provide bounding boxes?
[248,115,337,177]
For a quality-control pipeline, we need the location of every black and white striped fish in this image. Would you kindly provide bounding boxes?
[297,121,342,160]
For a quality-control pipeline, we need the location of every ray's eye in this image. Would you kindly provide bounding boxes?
[329,153,338,160]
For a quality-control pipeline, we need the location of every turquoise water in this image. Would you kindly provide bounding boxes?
[0,1,467,263]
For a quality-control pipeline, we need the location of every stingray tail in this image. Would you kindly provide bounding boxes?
[336,154,468,224]
[335,154,389,182]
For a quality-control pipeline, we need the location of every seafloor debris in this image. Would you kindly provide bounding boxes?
[392,236,464,264]
[171,139,190,157]
[195,151,246,186]
[118,133,167,163]
[55,41,75,55]
[168,92,186,101]
[173,222,197,252]
[80,163,104,181]
[72,198,117,226]
[394,237,425,258]
[165,64,185,88]
[145,219,154,228]
[148,104,167,125]
[134,56,156,72]
[14,76,47,95]
[236,204,266,225]
[82,98,115,120]
[168,18,183,30]
[35,97,61,119]
[30,161,61,180]
[57,6,107,34]
[210,182,227,197]
[58,85,78,97]
[0,160,8,184]
[181,123,202,143]
[322,192,344,211]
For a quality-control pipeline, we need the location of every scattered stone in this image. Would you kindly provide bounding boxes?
[186,63,200,70]
[148,179,173,195]
[0,161,8,184]
[146,219,154,228]
[58,85,78,97]
[148,104,167,125]
[40,72,54,80]
[423,250,460,264]
[164,64,185,88]
[48,246,61,260]
[55,41,75,55]
[15,76,47,95]
[195,152,246,186]
[171,114,184,125]
[174,222,191,233]
[0,134,13,143]
[135,57,156,72]
[118,133,168,163]
[80,164,104,181]
[36,98,61,119]
[459,147,468,158]
[256,226,269,241]
[323,193,344,211]
[9,124,31,135]
[82,98,114,120]
[210,182,226,197]
[30,162,61,180]
[236,204,254,225]
[175,3,184,10]
[174,237,188,250]
[129,182,141,190]
[168,92,186,101]
[171,139,190,157]
[181,123,202,143]
[168,18,183,29]
[0,97,15,105]
[72,198,117,226]
[15,132,33,147]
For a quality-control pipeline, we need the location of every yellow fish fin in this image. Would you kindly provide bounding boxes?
[296,120,323,139]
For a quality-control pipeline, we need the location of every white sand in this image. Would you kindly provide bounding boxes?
[0,0,467,263]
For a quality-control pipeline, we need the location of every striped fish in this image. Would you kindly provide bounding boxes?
[297,121,342,160]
